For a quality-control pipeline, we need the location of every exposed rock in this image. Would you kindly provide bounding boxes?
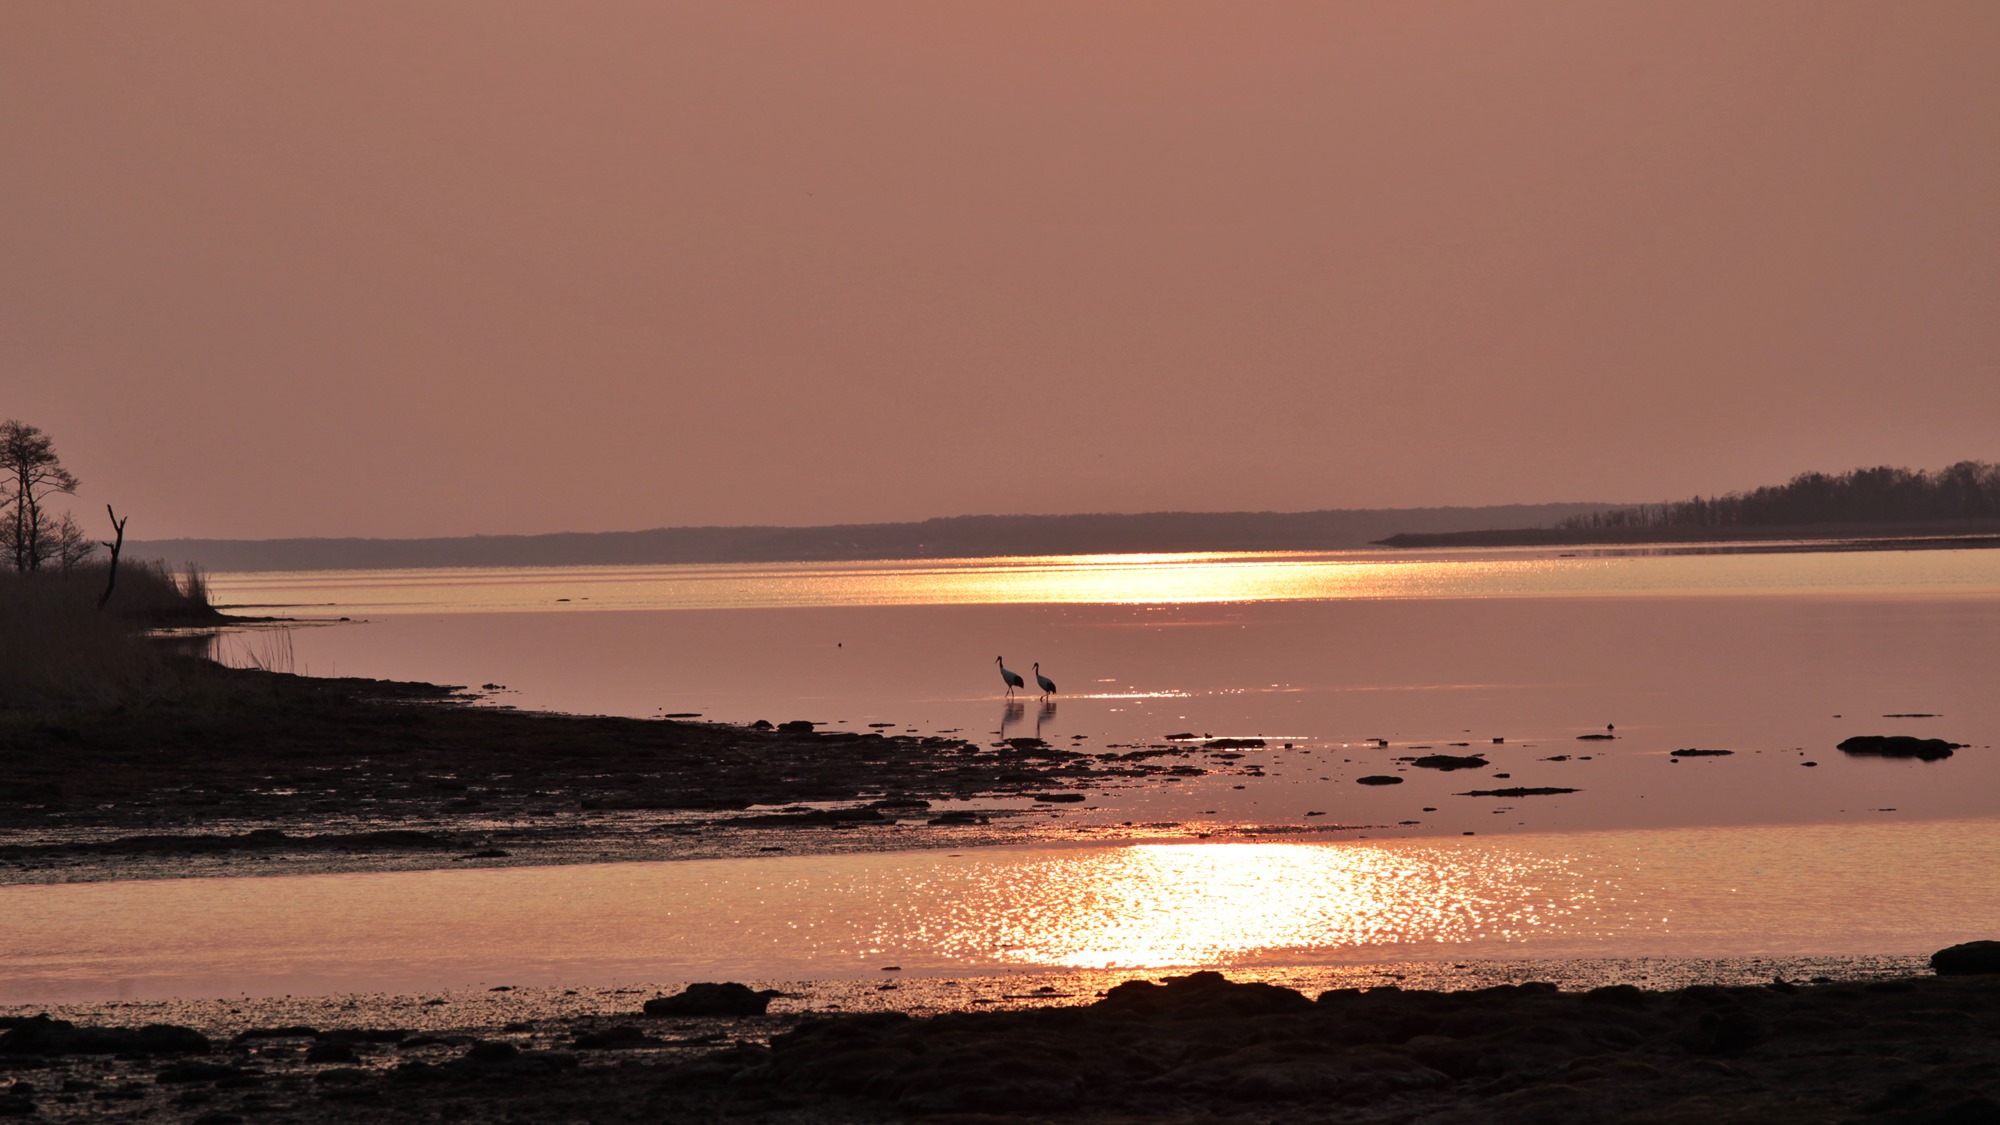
[1838,735,1962,760]
[1355,775,1403,785]
[1671,748,1734,757]
[1204,738,1266,750]
[1456,787,1581,797]
[1099,971,1316,1019]
[725,806,889,827]
[304,1042,357,1063]
[575,1025,662,1049]
[926,810,989,825]
[1031,792,1086,803]
[0,1016,211,1056]
[1410,754,1488,770]
[1932,941,2000,975]
[643,982,780,1017]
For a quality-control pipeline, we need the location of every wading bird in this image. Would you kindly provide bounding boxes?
[1033,662,1057,700]
[996,655,1025,696]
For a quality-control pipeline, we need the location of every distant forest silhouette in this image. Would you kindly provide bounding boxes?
[1556,462,2000,531]
[130,504,1614,573]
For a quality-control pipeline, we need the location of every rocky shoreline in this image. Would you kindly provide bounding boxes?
[4,954,1998,1123]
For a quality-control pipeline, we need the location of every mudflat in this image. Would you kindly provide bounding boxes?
[1,661,1211,880]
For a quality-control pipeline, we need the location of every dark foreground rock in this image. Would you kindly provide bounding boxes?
[1838,735,1964,760]
[643,982,780,1017]
[1934,941,2000,975]
[8,966,2000,1122]
[0,1015,210,1056]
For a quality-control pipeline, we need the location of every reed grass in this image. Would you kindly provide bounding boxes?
[0,560,224,713]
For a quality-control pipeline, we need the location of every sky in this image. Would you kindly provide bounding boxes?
[5,1,1997,540]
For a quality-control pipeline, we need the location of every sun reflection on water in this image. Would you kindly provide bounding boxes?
[895,843,1595,970]
[211,547,2000,616]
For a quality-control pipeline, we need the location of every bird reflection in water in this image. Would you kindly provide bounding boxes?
[1036,698,1057,739]
[998,698,1025,738]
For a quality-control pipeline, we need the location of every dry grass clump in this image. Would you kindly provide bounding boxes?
[0,562,221,713]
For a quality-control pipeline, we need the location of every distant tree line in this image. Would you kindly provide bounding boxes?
[1558,462,2000,531]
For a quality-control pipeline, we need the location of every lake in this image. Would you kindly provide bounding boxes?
[205,545,2000,837]
[6,543,1997,1003]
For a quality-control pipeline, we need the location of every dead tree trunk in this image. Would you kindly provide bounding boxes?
[97,504,128,610]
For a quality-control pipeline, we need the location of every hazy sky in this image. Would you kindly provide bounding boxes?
[6,2,1997,540]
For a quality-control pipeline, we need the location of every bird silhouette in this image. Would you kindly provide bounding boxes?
[1033,662,1057,700]
[995,655,1025,696]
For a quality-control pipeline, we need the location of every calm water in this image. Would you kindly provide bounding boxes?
[6,545,1995,1004]
[8,820,1997,1003]
[207,546,2000,836]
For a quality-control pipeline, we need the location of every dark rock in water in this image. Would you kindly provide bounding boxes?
[1204,738,1266,749]
[1584,984,1648,1008]
[644,982,780,1017]
[1456,787,1580,797]
[1575,733,1616,740]
[1031,792,1086,803]
[1411,754,1487,770]
[1355,775,1403,785]
[777,720,815,733]
[464,1040,519,1063]
[926,810,989,825]
[0,1016,211,1056]
[749,719,773,730]
[1672,748,1734,757]
[1838,735,1962,761]
[1098,971,1314,1019]
[230,1026,319,1044]
[575,1025,660,1049]
[1931,941,2000,975]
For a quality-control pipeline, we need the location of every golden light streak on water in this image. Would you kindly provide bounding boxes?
[211,547,2000,616]
[889,843,1597,969]
[7,823,2000,1002]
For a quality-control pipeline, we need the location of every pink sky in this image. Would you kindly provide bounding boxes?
[6,2,1997,540]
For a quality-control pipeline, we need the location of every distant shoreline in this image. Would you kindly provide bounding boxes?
[1374,518,2000,550]
[125,502,1616,572]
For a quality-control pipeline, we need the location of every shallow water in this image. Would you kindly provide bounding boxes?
[11,546,1987,1008]
[207,547,2000,839]
[6,819,1995,1003]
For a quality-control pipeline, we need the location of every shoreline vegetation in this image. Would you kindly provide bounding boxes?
[1381,462,2000,550]
[1373,518,2000,550]
[127,503,1617,572]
